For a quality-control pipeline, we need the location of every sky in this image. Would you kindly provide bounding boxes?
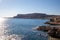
[0,0,60,17]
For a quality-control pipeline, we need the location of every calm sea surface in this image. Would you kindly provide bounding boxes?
[0,18,48,40]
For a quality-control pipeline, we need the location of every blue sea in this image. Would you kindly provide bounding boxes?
[0,18,48,40]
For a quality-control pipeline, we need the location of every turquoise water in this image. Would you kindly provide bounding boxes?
[0,18,48,40]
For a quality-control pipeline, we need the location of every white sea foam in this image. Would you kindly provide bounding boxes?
[32,26,39,30]
[0,34,22,40]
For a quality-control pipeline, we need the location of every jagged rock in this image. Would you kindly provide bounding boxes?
[45,22,60,25]
[48,27,60,38]
[36,26,51,32]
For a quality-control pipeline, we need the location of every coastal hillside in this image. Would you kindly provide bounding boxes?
[13,13,57,19]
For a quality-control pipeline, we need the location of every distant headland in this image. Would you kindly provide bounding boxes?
[13,13,60,19]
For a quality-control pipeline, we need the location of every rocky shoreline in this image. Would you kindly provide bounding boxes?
[36,26,60,38]
[36,17,60,40]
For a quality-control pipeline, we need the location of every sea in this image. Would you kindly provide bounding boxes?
[0,18,48,40]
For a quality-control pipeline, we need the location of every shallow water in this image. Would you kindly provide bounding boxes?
[0,18,48,40]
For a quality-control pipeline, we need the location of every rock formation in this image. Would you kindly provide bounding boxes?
[36,17,60,39]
